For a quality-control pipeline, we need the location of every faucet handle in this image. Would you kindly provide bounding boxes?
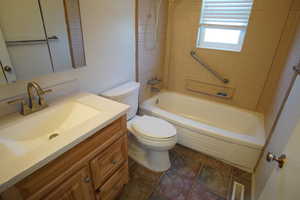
[39,88,52,106]
[42,89,52,95]
[7,98,30,115]
[7,98,26,105]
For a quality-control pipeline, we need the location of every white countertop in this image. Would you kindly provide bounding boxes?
[0,93,129,192]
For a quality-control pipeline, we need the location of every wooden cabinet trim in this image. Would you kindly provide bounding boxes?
[96,163,128,200]
[90,135,127,189]
[34,166,95,200]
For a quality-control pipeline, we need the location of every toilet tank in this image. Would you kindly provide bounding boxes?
[101,82,140,120]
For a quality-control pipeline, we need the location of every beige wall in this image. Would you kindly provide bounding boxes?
[257,1,300,136]
[163,0,293,110]
[0,0,135,101]
[137,0,168,102]
[254,1,300,198]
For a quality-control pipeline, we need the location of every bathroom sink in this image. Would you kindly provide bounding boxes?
[0,102,101,143]
[0,93,129,193]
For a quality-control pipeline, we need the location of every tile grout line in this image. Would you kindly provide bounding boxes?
[185,161,205,200]
[146,170,167,200]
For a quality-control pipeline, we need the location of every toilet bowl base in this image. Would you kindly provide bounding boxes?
[128,134,172,172]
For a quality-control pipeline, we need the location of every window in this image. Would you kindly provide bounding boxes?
[197,0,253,52]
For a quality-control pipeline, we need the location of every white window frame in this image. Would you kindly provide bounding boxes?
[196,0,253,52]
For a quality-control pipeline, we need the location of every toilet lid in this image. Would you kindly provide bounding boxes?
[132,116,176,139]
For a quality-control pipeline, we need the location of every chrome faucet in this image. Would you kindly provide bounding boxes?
[27,81,47,108]
[8,81,52,115]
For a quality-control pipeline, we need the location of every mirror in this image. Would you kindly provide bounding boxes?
[0,0,86,84]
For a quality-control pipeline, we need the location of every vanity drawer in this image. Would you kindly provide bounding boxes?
[96,163,128,200]
[91,135,128,189]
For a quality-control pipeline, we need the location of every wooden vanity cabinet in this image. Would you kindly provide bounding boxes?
[43,166,95,200]
[1,116,128,200]
[96,164,128,200]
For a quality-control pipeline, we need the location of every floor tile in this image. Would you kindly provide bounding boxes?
[131,163,163,182]
[119,145,252,200]
[231,166,252,181]
[189,184,226,200]
[153,171,195,200]
[168,149,201,179]
[150,145,203,200]
[128,157,136,169]
[148,193,169,200]
[172,145,206,163]
[196,161,232,198]
[118,163,163,200]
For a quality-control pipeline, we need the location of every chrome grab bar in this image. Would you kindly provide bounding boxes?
[5,35,59,46]
[190,50,229,84]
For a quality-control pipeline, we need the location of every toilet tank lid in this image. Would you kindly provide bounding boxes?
[101,81,140,98]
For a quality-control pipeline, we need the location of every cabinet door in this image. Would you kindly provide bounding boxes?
[43,167,95,200]
[96,164,128,200]
[91,136,127,189]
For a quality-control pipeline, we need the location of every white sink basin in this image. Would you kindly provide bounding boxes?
[0,102,101,142]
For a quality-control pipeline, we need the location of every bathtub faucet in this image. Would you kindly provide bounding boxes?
[147,77,162,92]
[147,78,161,86]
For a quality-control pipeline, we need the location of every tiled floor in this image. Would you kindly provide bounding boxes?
[119,145,252,200]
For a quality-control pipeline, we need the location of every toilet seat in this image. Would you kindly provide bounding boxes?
[131,116,176,141]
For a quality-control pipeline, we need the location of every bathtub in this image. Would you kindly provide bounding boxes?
[140,91,265,172]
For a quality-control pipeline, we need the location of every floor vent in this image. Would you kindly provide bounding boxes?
[231,181,245,200]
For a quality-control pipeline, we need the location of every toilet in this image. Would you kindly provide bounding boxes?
[102,81,177,172]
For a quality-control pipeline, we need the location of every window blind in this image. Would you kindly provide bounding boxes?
[200,0,253,27]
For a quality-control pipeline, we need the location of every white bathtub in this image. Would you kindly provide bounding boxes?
[140,91,265,172]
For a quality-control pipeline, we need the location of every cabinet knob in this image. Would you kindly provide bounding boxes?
[84,177,91,183]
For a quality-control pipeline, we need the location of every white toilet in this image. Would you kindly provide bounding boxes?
[102,81,177,172]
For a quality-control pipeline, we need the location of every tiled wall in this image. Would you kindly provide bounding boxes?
[163,0,294,111]
[137,0,168,102]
